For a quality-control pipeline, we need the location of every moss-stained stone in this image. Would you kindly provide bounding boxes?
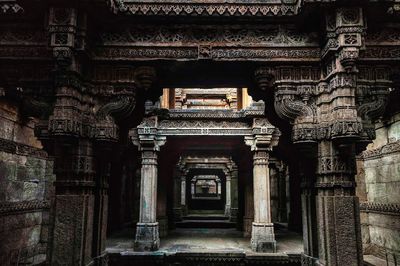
[28,225,42,246]
[369,226,400,252]
[23,182,39,201]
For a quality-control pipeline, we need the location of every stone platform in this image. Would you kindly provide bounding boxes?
[106,227,303,265]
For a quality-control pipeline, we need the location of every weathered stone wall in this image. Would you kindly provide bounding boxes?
[0,99,54,265]
[358,112,400,263]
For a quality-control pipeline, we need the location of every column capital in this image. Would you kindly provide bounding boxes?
[130,124,166,152]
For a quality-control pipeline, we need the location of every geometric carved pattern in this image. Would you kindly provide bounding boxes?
[109,0,303,17]
[360,202,400,216]
[0,200,50,215]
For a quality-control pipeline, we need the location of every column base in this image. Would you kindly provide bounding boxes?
[134,222,160,251]
[225,204,231,217]
[173,208,183,221]
[250,222,276,253]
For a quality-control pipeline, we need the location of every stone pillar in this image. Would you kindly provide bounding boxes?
[243,171,254,237]
[314,141,363,266]
[173,172,182,222]
[277,165,288,222]
[269,162,279,223]
[131,126,166,251]
[251,150,276,252]
[181,176,187,216]
[230,165,239,222]
[224,173,232,217]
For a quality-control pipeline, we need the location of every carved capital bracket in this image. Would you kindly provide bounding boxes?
[244,118,280,152]
[255,66,319,145]
[130,116,166,152]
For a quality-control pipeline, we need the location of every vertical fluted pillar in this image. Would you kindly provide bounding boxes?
[230,165,239,222]
[181,176,187,215]
[251,150,276,252]
[134,149,160,251]
[225,173,232,217]
[131,122,166,251]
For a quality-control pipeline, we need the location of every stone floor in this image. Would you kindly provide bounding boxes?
[106,226,304,254]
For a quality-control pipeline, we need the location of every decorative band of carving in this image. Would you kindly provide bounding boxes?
[315,181,355,189]
[168,109,264,119]
[1,1,24,14]
[360,202,400,215]
[0,138,48,159]
[362,140,400,160]
[110,1,302,17]
[0,200,50,215]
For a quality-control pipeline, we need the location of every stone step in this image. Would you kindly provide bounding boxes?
[175,219,236,229]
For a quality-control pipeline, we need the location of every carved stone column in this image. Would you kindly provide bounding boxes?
[244,118,279,253]
[173,167,183,222]
[224,171,232,217]
[243,170,254,237]
[230,164,239,222]
[251,150,276,252]
[131,117,166,251]
[181,175,187,216]
[269,159,279,223]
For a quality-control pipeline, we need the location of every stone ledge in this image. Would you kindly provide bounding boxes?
[0,138,48,159]
[359,202,400,216]
[362,140,400,160]
[0,200,50,215]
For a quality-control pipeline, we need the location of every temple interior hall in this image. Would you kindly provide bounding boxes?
[1,2,400,265]
[105,88,304,263]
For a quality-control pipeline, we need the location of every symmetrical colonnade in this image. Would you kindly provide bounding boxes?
[130,114,282,252]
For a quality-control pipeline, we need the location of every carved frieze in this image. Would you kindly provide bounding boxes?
[109,0,303,17]
[99,25,318,47]
[360,202,400,215]
[362,140,400,160]
[0,200,50,215]
[0,0,23,14]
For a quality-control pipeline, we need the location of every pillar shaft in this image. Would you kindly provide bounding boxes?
[173,174,182,221]
[315,141,363,266]
[251,150,276,253]
[225,176,231,216]
[134,149,160,251]
[244,172,254,237]
[230,166,239,222]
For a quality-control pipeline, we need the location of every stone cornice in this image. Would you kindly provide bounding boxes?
[362,140,400,160]
[0,138,48,159]
[168,109,264,119]
[360,202,400,216]
[0,200,50,215]
[109,0,303,17]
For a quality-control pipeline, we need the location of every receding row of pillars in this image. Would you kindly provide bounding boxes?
[133,138,287,253]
